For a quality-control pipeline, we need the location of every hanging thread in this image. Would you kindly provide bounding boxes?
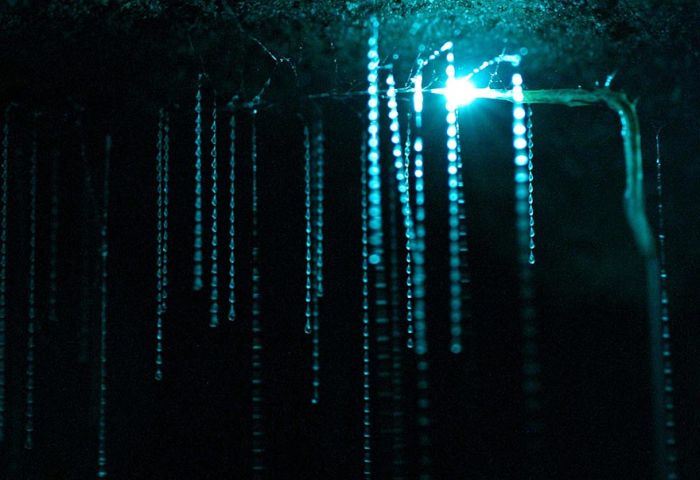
[310,118,324,405]
[24,128,37,450]
[209,100,220,327]
[655,130,678,479]
[48,150,59,322]
[193,74,205,291]
[412,70,432,479]
[512,73,543,472]
[0,105,10,441]
[403,112,415,350]
[304,125,313,335]
[227,112,236,321]
[526,106,535,265]
[360,131,372,480]
[250,111,264,478]
[96,135,111,478]
[154,109,169,381]
[444,47,463,354]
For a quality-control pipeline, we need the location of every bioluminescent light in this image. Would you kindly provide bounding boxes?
[48,151,59,323]
[443,76,477,108]
[526,106,535,265]
[97,134,111,479]
[655,131,678,477]
[512,72,543,467]
[304,125,313,335]
[250,110,264,479]
[25,130,37,451]
[359,131,372,480]
[209,100,220,328]
[310,118,324,405]
[193,74,204,291]
[0,106,9,441]
[227,112,236,322]
[444,48,463,355]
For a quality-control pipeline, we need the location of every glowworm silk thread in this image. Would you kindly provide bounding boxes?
[227,112,236,321]
[96,135,111,478]
[209,101,220,327]
[193,74,204,291]
[24,129,37,450]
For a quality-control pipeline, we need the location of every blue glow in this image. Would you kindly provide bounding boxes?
[228,112,236,321]
[193,75,204,291]
[209,101,220,327]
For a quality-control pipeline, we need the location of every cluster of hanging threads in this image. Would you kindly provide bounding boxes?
[97,135,111,478]
[24,127,37,450]
[250,111,264,478]
[526,106,535,265]
[155,108,170,381]
[227,111,236,322]
[48,150,59,322]
[193,74,204,291]
[0,106,9,441]
[655,131,678,479]
[209,100,220,327]
[512,73,543,469]
[310,118,324,405]
[444,46,463,355]
[360,132,372,479]
[412,71,432,479]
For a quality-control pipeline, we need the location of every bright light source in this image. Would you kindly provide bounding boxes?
[444,76,477,107]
